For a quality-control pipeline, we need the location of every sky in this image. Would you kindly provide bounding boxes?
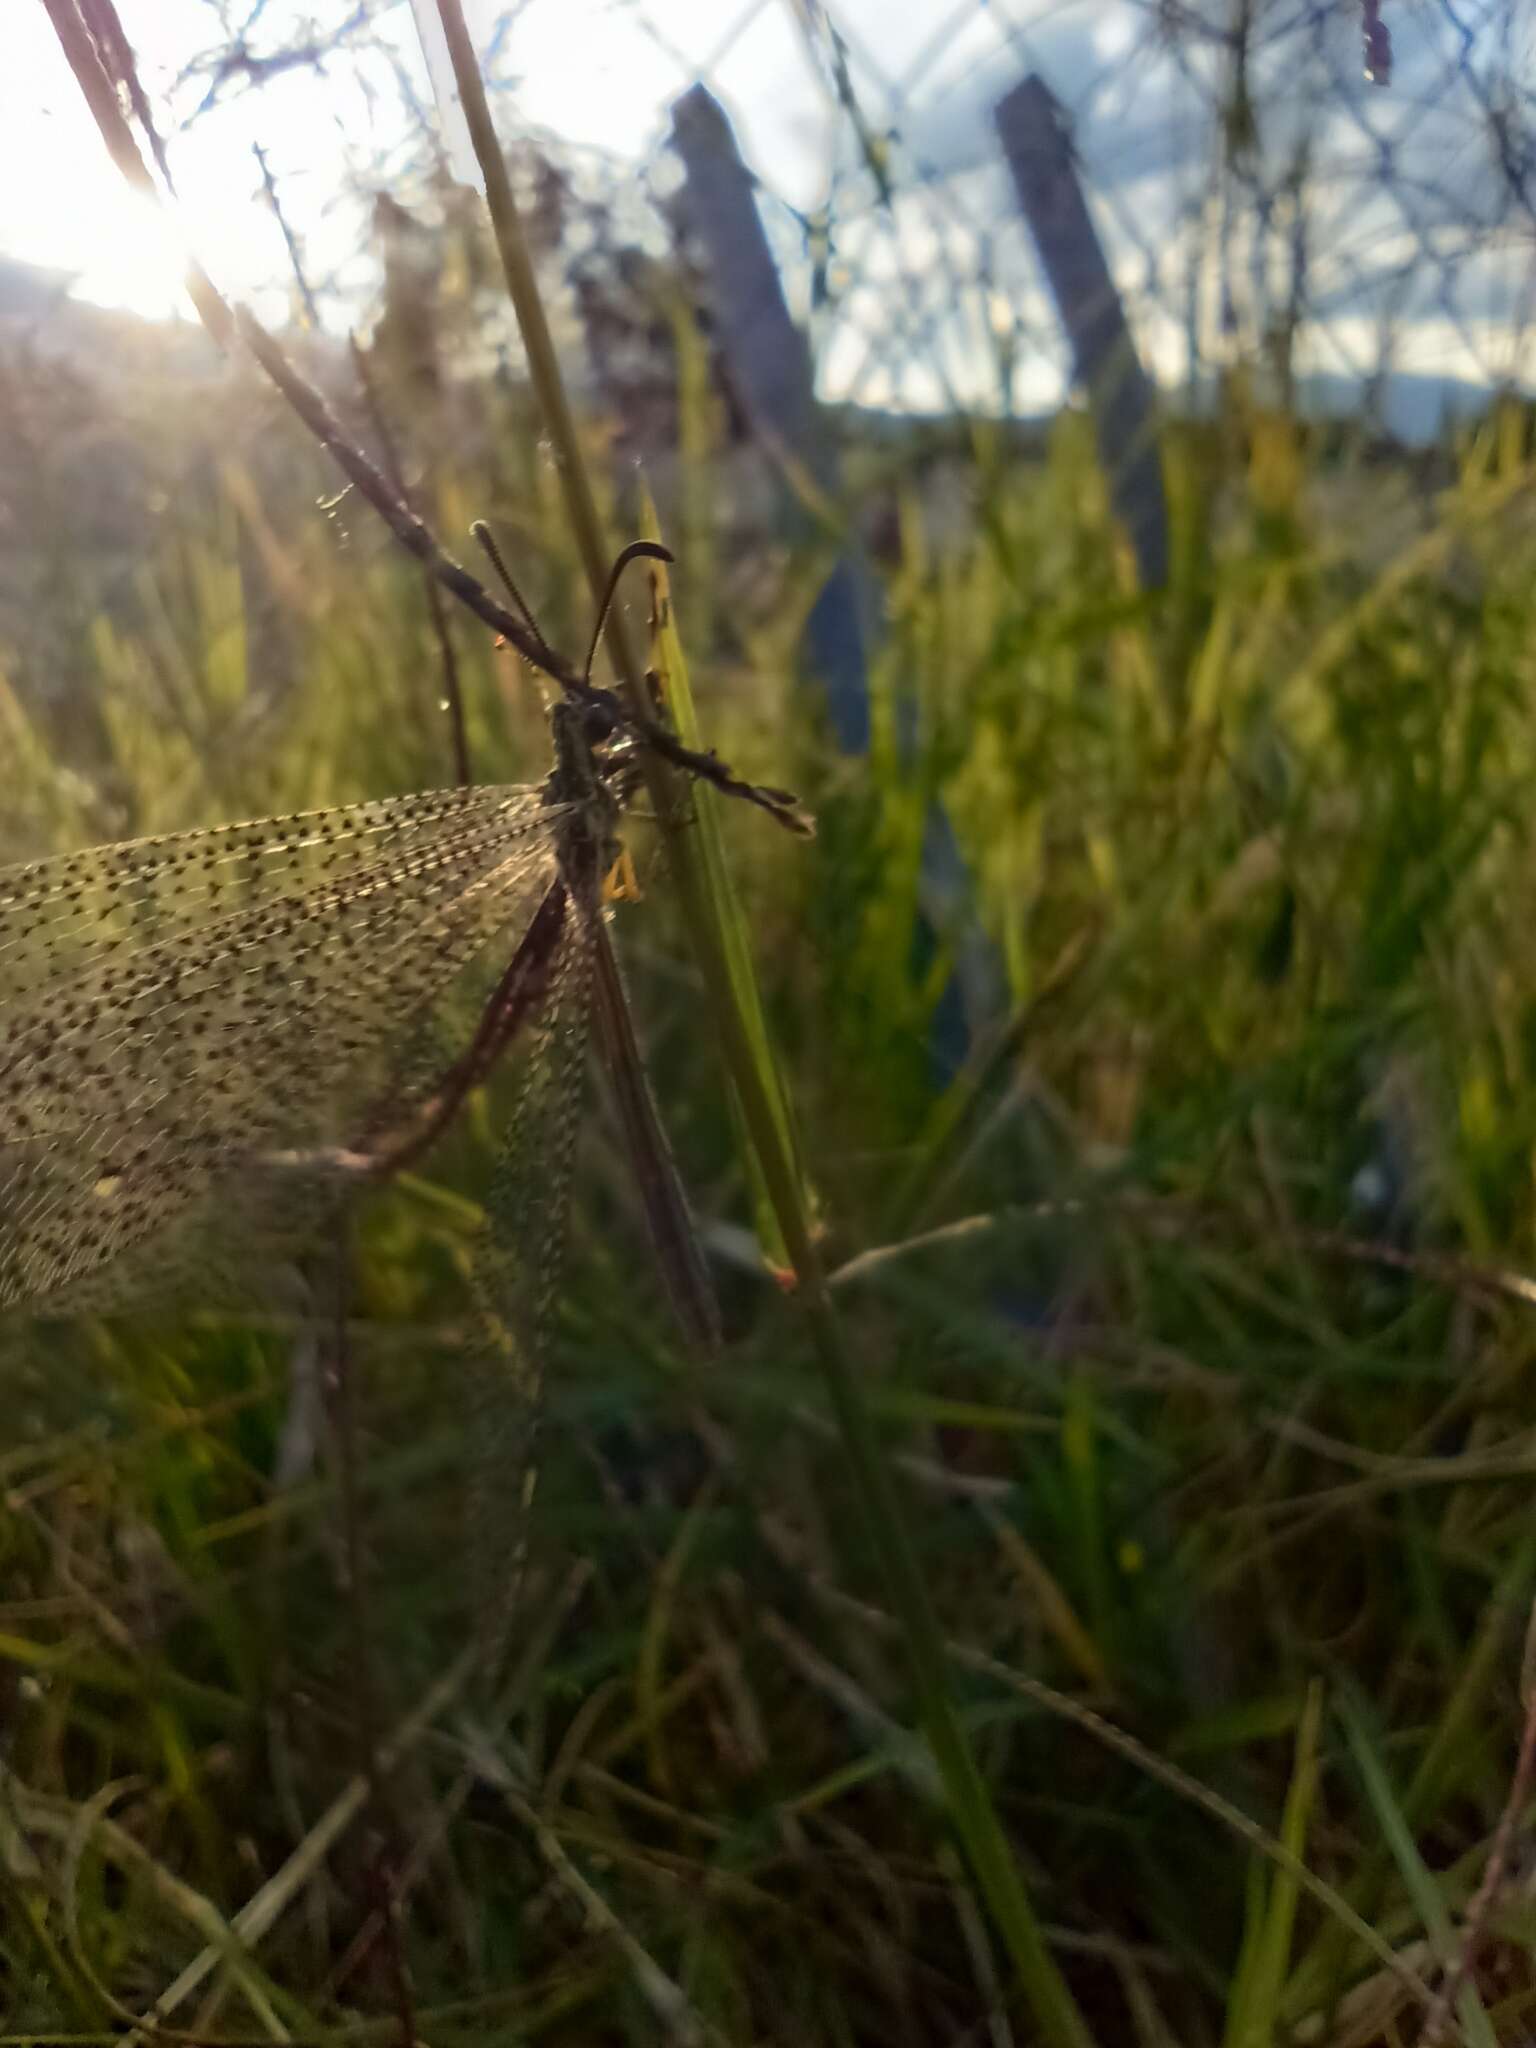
[2,1,1532,425]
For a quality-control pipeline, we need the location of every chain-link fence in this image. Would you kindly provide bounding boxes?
[238,0,1533,439]
[3,0,1532,723]
[10,3,1533,437]
[675,0,1536,433]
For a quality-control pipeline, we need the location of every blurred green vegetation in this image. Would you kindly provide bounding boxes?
[4,341,1536,2044]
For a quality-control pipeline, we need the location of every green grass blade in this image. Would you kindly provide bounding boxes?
[431,9,1098,2036]
[637,481,808,1271]
[1339,1688,1496,2048]
[1222,1679,1322,2048]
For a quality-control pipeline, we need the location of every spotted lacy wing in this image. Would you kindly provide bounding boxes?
[0,787,547,993]
[0,786,564,1312]
[464,892,597,1684]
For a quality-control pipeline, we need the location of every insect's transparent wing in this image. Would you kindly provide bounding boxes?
[0,786,545,995]
[466,893,596,1686]
[0,787,563,1311]
[590,925,721,1359]
[343,883,571,1180]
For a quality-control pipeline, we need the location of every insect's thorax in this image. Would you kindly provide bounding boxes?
[544,700,622,901]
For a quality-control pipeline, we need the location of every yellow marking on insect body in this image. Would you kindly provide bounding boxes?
[603,847,642,904]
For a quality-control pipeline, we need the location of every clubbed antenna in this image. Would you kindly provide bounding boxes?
[583,540,674,686]
[470,518,547,651]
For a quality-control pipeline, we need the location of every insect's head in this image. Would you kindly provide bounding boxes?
[470,521,814,838]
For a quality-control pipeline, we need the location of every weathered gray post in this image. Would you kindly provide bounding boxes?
[995,74,1169,588]
[670,83,999,1065]
[669,83,872,754]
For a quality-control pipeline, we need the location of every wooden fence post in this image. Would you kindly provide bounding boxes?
[995,73,1169,589]
[669,83,873,753]
[670,83,1000,1067]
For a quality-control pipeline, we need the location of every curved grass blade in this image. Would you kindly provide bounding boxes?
[636,488,810,1274]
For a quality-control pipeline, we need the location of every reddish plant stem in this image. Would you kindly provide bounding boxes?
[347,881,569,1180]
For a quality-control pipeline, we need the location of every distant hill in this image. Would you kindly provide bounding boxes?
[1291,370,1525,448]
[0,251,1524,714]
[3,253,1524,450]
[0,254,224,386]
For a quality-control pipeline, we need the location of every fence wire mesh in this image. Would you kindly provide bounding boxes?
[7,3,1532,440]
[3,0,1534,724]
[609,0,1535,430]
[402,0,1533,435]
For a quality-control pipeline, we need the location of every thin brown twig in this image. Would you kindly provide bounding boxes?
[348,330,471,787]
[77,0,177,191]
[252,142,320,328]
[590,907,722,1359]
[232,303,561,669]
[828,1191,1536,1316]
[37,0,233,344]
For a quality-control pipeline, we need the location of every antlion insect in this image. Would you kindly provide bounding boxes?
[0,540,809,1333]
[0,533,808,1668]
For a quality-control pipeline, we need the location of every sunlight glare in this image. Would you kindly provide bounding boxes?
[67,184,194,323]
